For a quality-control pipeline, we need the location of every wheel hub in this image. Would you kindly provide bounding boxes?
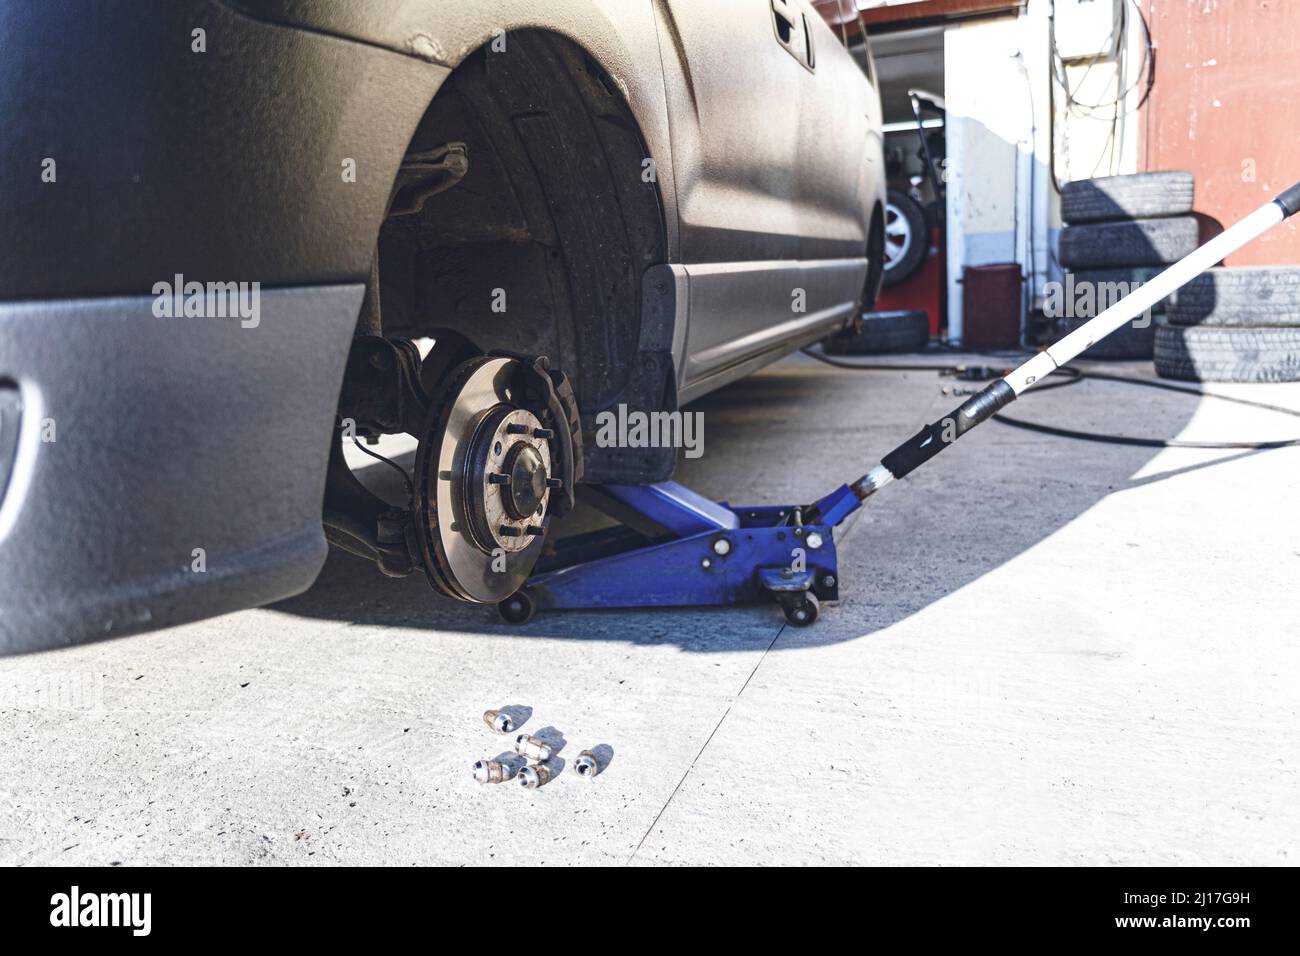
[414,357,560,603]
[503,443,547,520]
[462,405,552,555]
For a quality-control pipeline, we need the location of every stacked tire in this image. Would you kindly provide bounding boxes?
[1055,172,1197,359]
[1158,267,1300,382]
[823,309,929,355]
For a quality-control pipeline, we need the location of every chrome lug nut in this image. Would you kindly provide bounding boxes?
[472,759,513,784]
[574,750,600,780]
[514,734,551,762]
[518,764,553,789]
[483,709,514,734]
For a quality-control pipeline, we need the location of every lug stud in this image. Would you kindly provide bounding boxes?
[525,525,545,536]
[546,478,563,490]
[506,423,530,435]
[499,526,522,537]
[488,473,511,485]
[532,428,555,439]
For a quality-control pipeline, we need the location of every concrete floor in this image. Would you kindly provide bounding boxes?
[3,351,1299,866]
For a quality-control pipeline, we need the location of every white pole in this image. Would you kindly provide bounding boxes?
[850,187,1299,503]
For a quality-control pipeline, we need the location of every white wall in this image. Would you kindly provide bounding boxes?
[942,0,1145,342]
[943,11,1040,341]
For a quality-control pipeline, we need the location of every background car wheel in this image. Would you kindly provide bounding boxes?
[1154,325,1300,383]
[824,310,930,355]
[1060,171,1195,224]
[881,188,928,287]
[1169,267,1300,327]
[1059,216,1200,269]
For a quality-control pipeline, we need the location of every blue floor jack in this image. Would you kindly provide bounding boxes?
[496,183,1300,627]
[500,481,862,626]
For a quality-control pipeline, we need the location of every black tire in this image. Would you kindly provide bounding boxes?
[1061,267,1169,313]
[1154,325,1300,383]
[1169,266,1300,327]
[1049,267,1166,359]
[395,32,670,485]
[1054,315,1161,360]
[882,189,927,287]
[1060,171,1194,224]
[1059,216,1199,269]
[823,310,929,355]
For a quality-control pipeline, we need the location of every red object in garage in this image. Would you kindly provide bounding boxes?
[875,227,944,337]
[960,263,1022,349]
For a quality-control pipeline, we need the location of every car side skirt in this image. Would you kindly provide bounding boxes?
[646,258,869,405]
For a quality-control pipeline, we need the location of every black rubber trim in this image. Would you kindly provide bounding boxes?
[1275,181,1300,219]
[880,380,1016,479]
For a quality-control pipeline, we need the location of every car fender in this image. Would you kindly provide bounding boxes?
[225,0,681,258]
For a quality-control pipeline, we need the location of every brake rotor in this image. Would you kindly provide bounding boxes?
[414,356,559,604]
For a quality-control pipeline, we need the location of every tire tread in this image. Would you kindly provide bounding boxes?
[1154,325,1300,383]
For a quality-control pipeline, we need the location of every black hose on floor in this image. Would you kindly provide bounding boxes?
[799,345,1300,451]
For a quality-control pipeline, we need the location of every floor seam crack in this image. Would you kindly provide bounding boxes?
[627,621,788,863]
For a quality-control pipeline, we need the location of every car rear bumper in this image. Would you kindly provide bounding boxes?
[0,284,363,654]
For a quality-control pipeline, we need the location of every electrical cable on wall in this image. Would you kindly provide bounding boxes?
[1049,0,1155,184]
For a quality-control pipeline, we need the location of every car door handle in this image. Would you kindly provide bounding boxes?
[771,0,814,70]
[771,0,797,46]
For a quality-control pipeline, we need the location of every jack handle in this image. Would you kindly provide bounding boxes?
[851,180,1300,503]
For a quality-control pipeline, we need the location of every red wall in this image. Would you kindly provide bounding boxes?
[1141,0,1300,265]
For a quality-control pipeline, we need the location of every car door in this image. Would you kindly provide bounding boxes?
[653,0,876,398]
[654,0,810,263]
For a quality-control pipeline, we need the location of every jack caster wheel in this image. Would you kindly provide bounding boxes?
[498,589,537,625]
[781,592,819,628]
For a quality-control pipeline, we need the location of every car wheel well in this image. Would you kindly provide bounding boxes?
[369,30,674,482]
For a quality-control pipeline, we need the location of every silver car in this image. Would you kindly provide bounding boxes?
[0,0,885,650]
